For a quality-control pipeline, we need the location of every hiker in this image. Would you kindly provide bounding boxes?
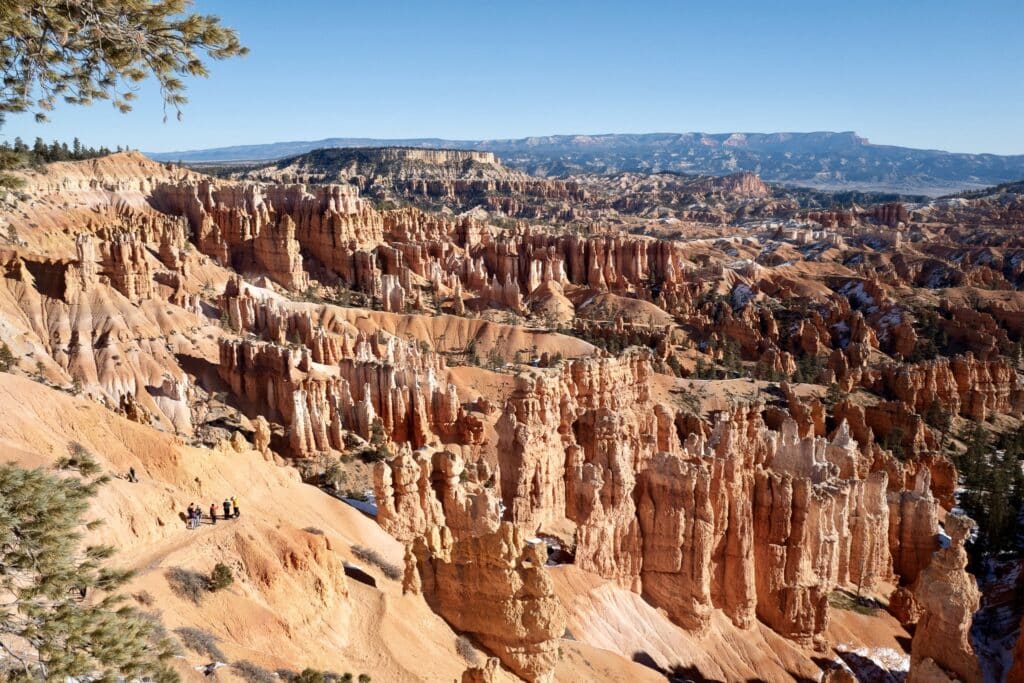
[186,503,195,529]
[127,467,138,483]
[210,502,218,524]
[193,503,202,527]
[223,498,232,520]
[231,496,240,518]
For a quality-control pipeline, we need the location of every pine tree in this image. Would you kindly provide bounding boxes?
[824,382,847,408]
[0,0,246,187]
[0,341,15,371]
[0,462,179,681]
[923,399,952,444]
[1,0,247,121]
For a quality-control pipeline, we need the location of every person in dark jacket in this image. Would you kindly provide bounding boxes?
[223,498,232,519]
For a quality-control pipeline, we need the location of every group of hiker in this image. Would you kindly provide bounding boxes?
[186,497,240,529]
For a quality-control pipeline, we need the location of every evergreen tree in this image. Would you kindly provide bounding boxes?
[923,398,952,444]
[0,341,15,372]
[953,422,1024,559]
[0,462,179,681]
[824,382,847,408]
[0,0,247,187]
[0,0,247,121]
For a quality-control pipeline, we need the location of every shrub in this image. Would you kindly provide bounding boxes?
[165,567,208,604]
[133,590,155,606]
[455,635,481,665]
[56,442,102,477]
[0,342,15,372]
[175,626,226,662]
[296,669,325,683]
[136,611,176,651]
[823,382,847,408]
[828,589,877,616]
[351,545,402,581]
[209,562,234,591]
[358,675,371,683]
[232,660,277,683]
[322,462,348,490]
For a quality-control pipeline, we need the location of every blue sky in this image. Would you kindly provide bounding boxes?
[4,0,1023,154]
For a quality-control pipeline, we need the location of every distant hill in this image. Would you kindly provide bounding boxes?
[940,178,1024,200]
[149,131,1024,196]
[237,146,520,185]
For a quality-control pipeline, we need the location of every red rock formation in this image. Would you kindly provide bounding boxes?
[493,353,906,643]
[496,350,652,534]
[375,450,566,682]
[218,325,480,457]
[99,233,153,301]
[872,202,910,227]
[461,658,500,683]
[152,180,380,290]
[864,354,1024,421]
[635,451,715,631]
[908,514,982,683]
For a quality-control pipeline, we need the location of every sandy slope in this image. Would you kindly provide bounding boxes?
[551,564,912,683]
[0,374,663,682]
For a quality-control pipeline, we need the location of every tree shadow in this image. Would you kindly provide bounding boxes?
[631,651,726,683]
[342,563,377,588]
[836,650,897,683]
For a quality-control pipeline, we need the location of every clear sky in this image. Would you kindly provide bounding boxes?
[4,0,1023,155]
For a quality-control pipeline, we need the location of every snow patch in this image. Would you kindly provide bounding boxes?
[835,643,909,681]
[731,284,754,310]
[839,281,878,313]
[342,493,378,517]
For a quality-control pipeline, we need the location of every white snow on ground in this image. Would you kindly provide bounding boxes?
[838,281,878,313]
[239,278,289,304]
[877,308,904,330]
[925,269,950,289]
[835,643,909,682]
[731,284,754,309]
[342,493,378,517]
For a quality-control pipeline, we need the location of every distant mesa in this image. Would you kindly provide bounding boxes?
[150,131,1024,196]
